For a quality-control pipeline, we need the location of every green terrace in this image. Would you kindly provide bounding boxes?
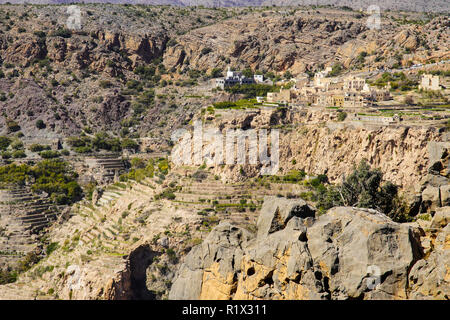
[211,99,262,110]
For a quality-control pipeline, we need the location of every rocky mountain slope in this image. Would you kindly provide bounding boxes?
[3,1,450,13]
[0,4,448,140]
[164,9,449,75]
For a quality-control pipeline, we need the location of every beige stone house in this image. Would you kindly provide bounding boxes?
[343,75,366,91]
[419,74,441,91]
[267,89,293,103]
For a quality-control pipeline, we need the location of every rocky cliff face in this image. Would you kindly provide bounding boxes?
[169,196,450,300]
[194,108,446,191]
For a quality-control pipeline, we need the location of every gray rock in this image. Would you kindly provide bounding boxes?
[422,174,448,189]
[440,185,450,207]
[409,224,450,299]
[421,185,441,213]
[158,236,169,248]
[169,198,435,300]
[427,142,450,168]
[430,206,450,229]
[307,207,421,299]
[256,196,315,240]
[168,222,253,300]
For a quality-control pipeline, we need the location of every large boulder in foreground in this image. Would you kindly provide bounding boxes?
[169,196,447,300]
[256,196,315,239]
[168,223,253,300]
[306,207,422,299]
[409,223,450,300]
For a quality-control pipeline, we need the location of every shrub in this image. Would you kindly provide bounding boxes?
[337,111,347,121]
[201,47,212,55]
[1,151,11,159]
[74,146,92,154]
[51,28,71,38]
[12,150,26,158]
[282,170,306,183]
[316,160,409,222]
[46,242,59,255]
[39,150,60,159]
[0,269,17,285]
[134,65,156,80]
[34,31,46,38]
[31,159,82,204]
[328,63,343,77]
[92,132,122,152]
[29,144,50,152]
[36,119,46,129]
[6,120,20,133]
[121,138,138,151]
[99,80,112,89]
[210,68,223,78]
[225,83,278,99]
[213,101,236,109]
[0,136,11,151]
[11,140,24,150]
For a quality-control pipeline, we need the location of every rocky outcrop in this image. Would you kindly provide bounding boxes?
[170,197,449,300]
[256,196,315,239]
[417,141,449,214]
[409,207,450,299]
[3,36,47,65]
[169,223,253,300]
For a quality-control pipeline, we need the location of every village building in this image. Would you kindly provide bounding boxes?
[313,67,333,87]
[267,89,293,104]
[215,67,257,89]
[419,74,441,91]
[331,94,345,107]
[369,88,391,101]
[215,67,270,89]
[253,74,264,83]
[293,73,310,89]
[343,75,366,91]
[264,68,394,109]
[343,92,367,108]
[316,92,344,107]
[324,79,344,91]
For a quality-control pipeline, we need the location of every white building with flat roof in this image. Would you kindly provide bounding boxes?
[215,67,257,89]
[419,74,441,91]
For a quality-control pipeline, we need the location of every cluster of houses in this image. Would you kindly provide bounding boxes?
[265,67,391,108]
[215,66,447,112]
[215,66,391,108]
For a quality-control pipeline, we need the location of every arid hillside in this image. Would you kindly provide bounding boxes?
[3,1,450,13]
[0,4,448,140]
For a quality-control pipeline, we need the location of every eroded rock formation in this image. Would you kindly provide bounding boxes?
[169,196,449,300]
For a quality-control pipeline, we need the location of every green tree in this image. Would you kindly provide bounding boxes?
[328,63,343,77]
[317,160,407,221]
[36,119,46,129]
[210,68,223,78]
